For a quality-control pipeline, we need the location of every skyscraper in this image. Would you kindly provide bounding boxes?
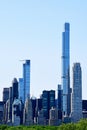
[57,85,62,119]
[12,78,18,101]
[3,88,9,103]
[62,23,71,116]
[23,60,30,102]
[19,78,24,102]
[71,63,82,122]
[42,90,55,120]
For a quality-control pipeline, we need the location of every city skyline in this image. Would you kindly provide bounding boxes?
[0,1,87,100]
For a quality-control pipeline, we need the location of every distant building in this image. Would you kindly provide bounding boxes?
[57,85,62,120]
[71,63,82,122]
[23,60,30,102]
[12,99,23,126]
[9,87,12,123]
[82,100,87,111]
[12,78,18,101]
[3,88,9,103]
[0,101,4,124]
[31,98,36,123]
[49,107,58,126]
[37,109,45,125]
[62,23,71,117]
[82,100,87,118]
[19,78,24,102]
[23,97,33,125]
[42,90,55,122]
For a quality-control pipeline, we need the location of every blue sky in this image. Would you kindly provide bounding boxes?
[0,0,87,100]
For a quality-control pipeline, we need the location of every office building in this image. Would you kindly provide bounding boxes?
[62,23,71,116]
[82,100,87,111]
[3,88,9,103]
[57,85,62,120]
[49,107,58,126]
[0,101,4,124]
[37,109,45,125]
[19,78,24,102]
[12,99,23,126]
[71,63,82,122]
[23,60,30,103]
[23,97,33,125]
[12,78,18,101]
[9,87,12,122]
[42,90,55,121]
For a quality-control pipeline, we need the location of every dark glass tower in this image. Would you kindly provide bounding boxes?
[42,90,55,120]
[62,23,71,116]
[58,85,62,119]
[12,78,18,101]
[3,88,9,103]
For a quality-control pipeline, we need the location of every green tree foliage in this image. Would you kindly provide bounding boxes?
[1,119,87,130]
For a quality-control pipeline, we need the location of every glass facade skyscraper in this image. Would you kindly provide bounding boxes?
[42,90,55,120]
[12,78,18,101]
[19,78,24,102]
[23,60,30,102]
[71,63,82,122]
[62,23,71,116]
[18,60,30,103]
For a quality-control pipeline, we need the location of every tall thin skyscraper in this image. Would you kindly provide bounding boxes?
[71,63,82,122]
[23,60,30,102]
[19,78,24,102]
[62,23,71,116]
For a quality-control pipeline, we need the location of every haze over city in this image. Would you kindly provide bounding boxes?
[0,0,87,100]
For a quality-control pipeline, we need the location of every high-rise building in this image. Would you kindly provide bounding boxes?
[82,100,87,118]
[23,60,30,102]
[19,78,24,102]
[12,99,23,126]
[9,87,12,122]
[62,23,71,116]
[23,97,33,125]
[57,85,62,120]
[12,78,18,101]
[3,88,9,103]
[71,63,82,122]
[0,101,4,124]
[49,107,58,126]
[42,90,55,120]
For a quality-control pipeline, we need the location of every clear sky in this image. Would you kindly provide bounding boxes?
[0,0,87,100]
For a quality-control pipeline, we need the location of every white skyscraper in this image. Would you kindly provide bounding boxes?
[71,63,82,122]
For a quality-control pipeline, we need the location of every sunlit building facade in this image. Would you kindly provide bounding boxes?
[23,60,30,102]
[62,23,71,116]
[71,63,82,122]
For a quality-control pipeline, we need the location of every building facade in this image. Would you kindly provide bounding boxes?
[62,23,71,116]
[49,107,58,126]
[42,90,55,121]
[19,78,24,102]
[23,97,33,125]
[57,85,62,120]
[23,60,30,102]
[12,78,18,101]
[71,63,82,122]
[3,88,9,103]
